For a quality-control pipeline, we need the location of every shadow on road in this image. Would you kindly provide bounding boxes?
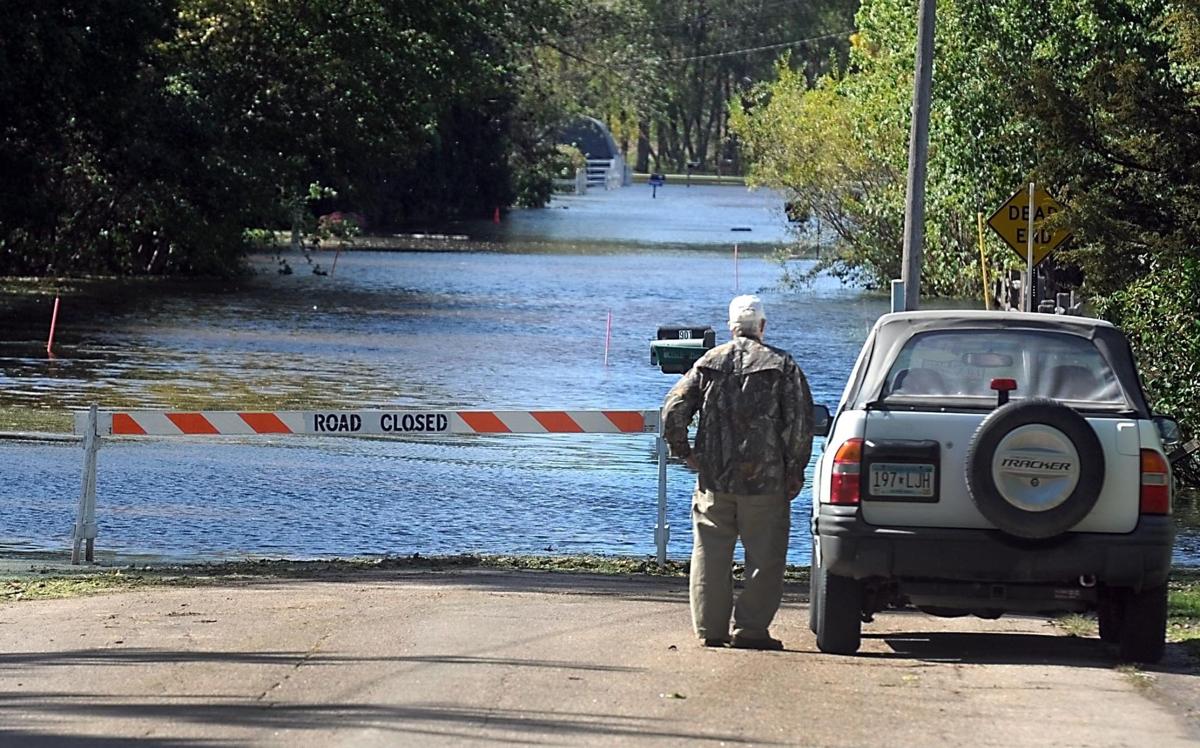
[864,630,1198,675]
[0,647,642,673]
[0,698,763,747]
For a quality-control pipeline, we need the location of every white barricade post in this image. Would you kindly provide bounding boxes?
[71,404,100,564]
[70,407,670,566]
[655,425,670,567]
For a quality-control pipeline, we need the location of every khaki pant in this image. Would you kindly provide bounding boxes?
[690,487,791,641]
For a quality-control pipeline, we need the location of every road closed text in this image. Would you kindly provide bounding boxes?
[312,413,363,433]
[310,412,450,433]
[381,413,449,433]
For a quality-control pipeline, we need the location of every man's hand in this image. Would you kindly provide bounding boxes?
[685,454,700,472]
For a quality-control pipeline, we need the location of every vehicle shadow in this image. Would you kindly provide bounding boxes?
[861,630,1199,675]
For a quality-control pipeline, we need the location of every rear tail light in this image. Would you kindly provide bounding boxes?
[830,438,863,505]
[1140,449,1171,515]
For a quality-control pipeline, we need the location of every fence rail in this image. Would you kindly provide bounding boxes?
[68,406,671,566]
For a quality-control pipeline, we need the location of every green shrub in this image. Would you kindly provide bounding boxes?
[1101,258,1200,429]
[552,144,587,179]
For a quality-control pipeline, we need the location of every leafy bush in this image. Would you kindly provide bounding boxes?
[552,145,587,180]
[1101,259,1200,429]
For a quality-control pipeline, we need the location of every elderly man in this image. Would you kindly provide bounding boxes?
[662,294,814,650]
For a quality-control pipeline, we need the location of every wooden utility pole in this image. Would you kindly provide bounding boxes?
[901,0,936,311]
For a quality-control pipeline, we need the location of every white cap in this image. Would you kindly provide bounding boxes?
[728,294,765,335]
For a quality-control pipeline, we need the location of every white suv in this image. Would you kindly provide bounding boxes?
[810,311,1176,662]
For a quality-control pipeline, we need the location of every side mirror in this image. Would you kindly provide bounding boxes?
[813,404,831,438]
[1154,415,1182,446]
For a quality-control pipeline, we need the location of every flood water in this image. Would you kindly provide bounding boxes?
[2,183,1197,565]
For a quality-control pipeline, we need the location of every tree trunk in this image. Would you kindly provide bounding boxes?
[655,120,668,173]
[637,119,651,173]
[290,200,303,253]
[698,65,724,170]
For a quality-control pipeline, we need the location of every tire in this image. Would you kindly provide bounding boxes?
[1117,583,1167,664]
[1097,591,1124,644]
[808,557,823,635]
[966,399,1105,540]
[815,565,862,655]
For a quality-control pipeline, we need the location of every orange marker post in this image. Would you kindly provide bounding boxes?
[46,295,61,356]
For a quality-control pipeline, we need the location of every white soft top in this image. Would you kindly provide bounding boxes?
[841,310,1149,416]
[874,310,1113,330]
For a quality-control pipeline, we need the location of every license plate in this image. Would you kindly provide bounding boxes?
[869,463,935,498]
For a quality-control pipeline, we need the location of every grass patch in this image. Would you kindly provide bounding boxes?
[1,571,202,601]
[0,405,74,434]
[0,554,813,603]
[1044,571,1200,648]
[1168,574,1200,643]
[1058,614,1097,638]
[1115,664,1158,689]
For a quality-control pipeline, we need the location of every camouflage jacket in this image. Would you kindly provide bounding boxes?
[661,335,813,497]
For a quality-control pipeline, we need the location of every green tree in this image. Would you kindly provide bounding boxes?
[1018,0,1200,426]
[0,0,248,275]
[0,0,585,276]
[650,0,858,173]
[732,0,1200,424]
[165,0,537,227]
[731,0,1052,296]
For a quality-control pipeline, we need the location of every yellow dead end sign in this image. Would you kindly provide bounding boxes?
[987,184,1072,266]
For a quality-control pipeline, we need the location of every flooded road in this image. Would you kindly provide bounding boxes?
[1,184,1196,564]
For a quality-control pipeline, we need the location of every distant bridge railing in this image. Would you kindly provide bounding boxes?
[69,406,671,566]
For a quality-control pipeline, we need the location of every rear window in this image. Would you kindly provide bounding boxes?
[882,330,1125,406]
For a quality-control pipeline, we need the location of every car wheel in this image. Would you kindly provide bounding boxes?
[1117,583,1167,664]
[815,565,862,655]
[1097,590,1124,644]
[808,557,823,635]
[966,398,1105,540]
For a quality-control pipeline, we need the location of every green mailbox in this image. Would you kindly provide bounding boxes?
[650,325,716,374]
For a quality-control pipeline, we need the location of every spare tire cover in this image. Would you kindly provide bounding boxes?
[966,398,1105,540]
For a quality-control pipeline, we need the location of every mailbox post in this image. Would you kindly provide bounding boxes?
[649,325,715,374]
[649,172,665,198]
[649,324,715,565]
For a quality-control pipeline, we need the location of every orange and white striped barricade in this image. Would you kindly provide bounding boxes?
[71,407,669,565]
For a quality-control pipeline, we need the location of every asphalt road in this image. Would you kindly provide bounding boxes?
[2,570,1199,746]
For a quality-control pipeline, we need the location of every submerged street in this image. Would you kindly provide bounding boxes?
[0,186,887,565]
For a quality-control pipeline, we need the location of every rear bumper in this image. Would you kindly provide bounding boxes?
[814,504,1175,591]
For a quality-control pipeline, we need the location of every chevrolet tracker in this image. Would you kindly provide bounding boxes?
[809,311,1177,662]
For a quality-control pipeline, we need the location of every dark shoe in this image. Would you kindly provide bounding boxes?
[701,638,729,648]
[731,635,784,651]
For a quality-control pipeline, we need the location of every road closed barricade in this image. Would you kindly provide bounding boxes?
[69,406,670,565]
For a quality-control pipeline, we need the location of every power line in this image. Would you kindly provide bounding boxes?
[636,0,819,37]
[559,1,852,52]
[541,28,853,74]
[658,29,852,64]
